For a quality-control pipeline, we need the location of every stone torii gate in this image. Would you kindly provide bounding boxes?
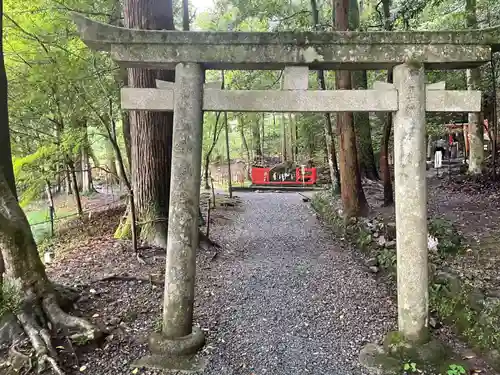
[72,12,499,367]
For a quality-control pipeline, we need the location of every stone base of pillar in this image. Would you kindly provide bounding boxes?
[148,326,205,357]
[359,332,459,374]
[131,327,206,372]
[132,354,208,373]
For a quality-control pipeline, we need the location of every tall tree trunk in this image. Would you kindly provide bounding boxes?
[379,0,394,205]
[380,70,394,206]
[64,167,72,195]
[352,72,378,180]
[261,113,266,155]
[121,69,132,171]
[0,8,101,365]
[280,73,288,162]
[252,117,262,158]
[203,112,222,189]
[106,140,120,184]
[311,0,341,192]
[56,164,61,193]
[466,0,483,174]
[239,117,251,165]
[333,0,369,217]
[74,152,83,191]
[349,0,377,180]
[289,113,297,162]
[81,121,94,193]
[225,111,233,195]
[0,41,15,198]
[124,0,175,248]
[67,157,83,216]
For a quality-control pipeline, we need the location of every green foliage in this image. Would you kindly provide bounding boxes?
[446,364,466,375]
[403,361,418,373]
[377,248,397,271]
[0,278,23,316]
[428,218,464,256]
[430,279,500,352]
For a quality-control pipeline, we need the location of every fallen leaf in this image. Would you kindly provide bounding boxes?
[132,368,139,374]
[79,365,87,372]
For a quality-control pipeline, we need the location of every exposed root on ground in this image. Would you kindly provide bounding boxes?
[90,273,163,286]
[4,289,103,374]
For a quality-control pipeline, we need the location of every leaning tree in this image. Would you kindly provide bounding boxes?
[0,0,101,371]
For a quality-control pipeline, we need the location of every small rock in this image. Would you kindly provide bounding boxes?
[359,343,384,369]
[384,241,396,248]
[434,271,461,296]
[377,236,386,247]
[385,222,396,240]
[365,258,378,267]
[428,263,437,278]
[359,343,399,374]
[369,266,379,274]
[487,349,500,371]
[428,315,442,329]
[468,289,485,312]
[43,250,55,264]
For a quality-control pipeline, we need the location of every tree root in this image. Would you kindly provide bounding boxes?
[17,309,65,374]
[90,273,163,286]
[6,292,103,374]
[42,294,102,342]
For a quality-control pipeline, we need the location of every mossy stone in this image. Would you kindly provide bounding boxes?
[414,339,450,365]
[486,350,500,371]
[383,331,413,358]
[468,289,485,312]
[359,343,401,375]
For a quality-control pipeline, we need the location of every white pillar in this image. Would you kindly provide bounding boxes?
[393,63,428,342]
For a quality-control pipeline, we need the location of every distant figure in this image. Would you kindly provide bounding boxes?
[435,138,447,157]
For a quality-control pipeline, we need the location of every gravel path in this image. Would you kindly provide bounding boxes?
[200,192,397,375]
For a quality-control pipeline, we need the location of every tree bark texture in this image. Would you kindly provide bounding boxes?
[380,0,394,206]
[239,116,251,168]
[333,0,369,218]
[352,70,378,180]
[311,0,341,193]
[203,112,222,189]
[0,10,101,369]
[81,121,94,193]
[67,157,83,216]
[252,118,262,158]
[466,0,484,174]
[380,70,394,206]
[124,0,175,248]
[0,32,15,199]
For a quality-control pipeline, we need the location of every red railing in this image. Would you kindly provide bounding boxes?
[251,167,317,185]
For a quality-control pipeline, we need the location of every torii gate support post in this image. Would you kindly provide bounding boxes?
[393,62,429,343]
[149,62,205,355]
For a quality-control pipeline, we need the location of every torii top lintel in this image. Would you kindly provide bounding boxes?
[72,12,500,71]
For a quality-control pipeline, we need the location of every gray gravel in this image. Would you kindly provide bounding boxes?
[197,192,397,375]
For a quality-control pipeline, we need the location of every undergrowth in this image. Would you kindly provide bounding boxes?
[312,192,500,370]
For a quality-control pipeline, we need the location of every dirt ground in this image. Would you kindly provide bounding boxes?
[5,171,500,374]
[365,172,500,298]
